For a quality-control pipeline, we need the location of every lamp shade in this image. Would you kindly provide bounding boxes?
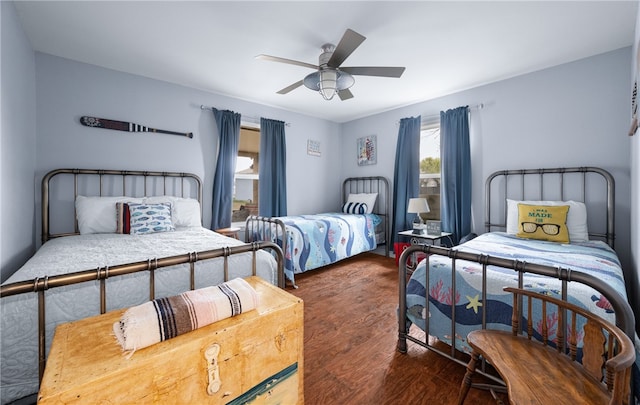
[303,69,355,100]
[407,198,430,214]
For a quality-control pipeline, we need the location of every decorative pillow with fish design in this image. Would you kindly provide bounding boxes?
[126,202,175,235]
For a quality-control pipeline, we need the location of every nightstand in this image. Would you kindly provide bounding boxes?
[397,230,453,246]
[215,227,241,239]
[397,230,453,272]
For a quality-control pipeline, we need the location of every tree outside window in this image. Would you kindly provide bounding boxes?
[419,124,441,220]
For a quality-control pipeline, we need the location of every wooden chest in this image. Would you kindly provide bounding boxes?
[38,277,304,404]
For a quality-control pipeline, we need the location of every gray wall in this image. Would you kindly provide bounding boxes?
[33,53,342,241]
[1,1,37,282]
[342,47,635,312]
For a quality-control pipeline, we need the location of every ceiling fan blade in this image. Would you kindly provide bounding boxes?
[277,80,304,95]
[341,66,406,78]
[338,89,354,101]
[327,29,366,68]
[255,54,318,70]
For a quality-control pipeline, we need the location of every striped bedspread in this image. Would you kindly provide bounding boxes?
[405,232,626,353]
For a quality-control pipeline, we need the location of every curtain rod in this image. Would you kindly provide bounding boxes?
[199,105,291,127]
[420,103,485,123]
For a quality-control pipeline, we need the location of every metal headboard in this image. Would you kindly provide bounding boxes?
[485,167,615,248]
[42,168,203,243]
[342,176,390,257]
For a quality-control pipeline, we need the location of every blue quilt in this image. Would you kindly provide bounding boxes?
[405,232,627,354]
[247,213,378,284]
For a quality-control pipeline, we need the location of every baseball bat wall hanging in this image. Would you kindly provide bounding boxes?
[80,116,193,139]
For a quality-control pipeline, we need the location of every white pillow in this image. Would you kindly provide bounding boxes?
[346,193,378,214]
[143,196,202,227]
[75,195,144,234]
[506,199,589,242]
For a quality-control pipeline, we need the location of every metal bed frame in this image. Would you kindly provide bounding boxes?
[397,166,635,401]
[1,168,285,391]
[484,166,615,247]
[244,175,390,272]
[41,168,203,243]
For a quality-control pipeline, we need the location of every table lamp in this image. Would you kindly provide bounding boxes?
[407,198,430,234]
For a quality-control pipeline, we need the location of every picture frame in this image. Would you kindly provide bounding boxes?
[426,220,442,236]
[631,43,640,137]
[357,135,377,166]
[307,139,321,157]
[630,79,638,136]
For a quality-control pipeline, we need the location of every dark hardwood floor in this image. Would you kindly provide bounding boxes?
[288,252,500,405]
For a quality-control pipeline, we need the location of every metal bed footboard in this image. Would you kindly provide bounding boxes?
[397,244,635,395]
[0,242,284,384]
[342,176,390,257]
[245,215,288,260]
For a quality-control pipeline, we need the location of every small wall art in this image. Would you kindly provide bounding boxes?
[307,139,321,156]
[357,135,377,166]
[426,220,442,236]
[631,44,640,136]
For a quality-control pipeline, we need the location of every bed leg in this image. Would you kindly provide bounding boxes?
[397,336,407,353]
[285,279,299,289]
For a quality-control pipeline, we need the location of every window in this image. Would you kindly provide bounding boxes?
[232,127,259,224]
[419,122,441,220]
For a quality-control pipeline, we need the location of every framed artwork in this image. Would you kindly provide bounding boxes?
[426,220,442,236]
[631,43,640,136]
[357,135,377,166]
[307,139,321,156]
[630,80,637,136]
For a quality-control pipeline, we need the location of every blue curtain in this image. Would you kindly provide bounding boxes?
[440,106,471,245]
[258,118,287,217]
[392,116,421,244]
[210,108,241,230]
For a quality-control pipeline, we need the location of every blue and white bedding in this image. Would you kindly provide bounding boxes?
[405,232,626,354]
[247,213,379,284]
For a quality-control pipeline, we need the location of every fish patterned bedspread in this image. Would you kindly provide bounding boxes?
[247,213,378,284]
[405,232,627,353]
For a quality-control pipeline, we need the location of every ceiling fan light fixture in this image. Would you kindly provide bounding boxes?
[303,69,355,100]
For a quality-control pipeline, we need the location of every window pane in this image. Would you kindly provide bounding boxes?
[419,125,441,220]
[232,127,259,223]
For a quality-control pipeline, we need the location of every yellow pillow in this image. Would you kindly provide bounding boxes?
[516,204,570,243]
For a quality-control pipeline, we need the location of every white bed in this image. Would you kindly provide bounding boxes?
[0,169,282,404]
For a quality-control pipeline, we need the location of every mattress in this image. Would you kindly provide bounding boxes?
[405,232,626,354]
[0,227,278,404]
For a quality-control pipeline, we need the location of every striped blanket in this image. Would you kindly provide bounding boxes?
[113,277,258,352]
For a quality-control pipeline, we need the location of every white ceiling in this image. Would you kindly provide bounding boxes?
[14,1,638,123]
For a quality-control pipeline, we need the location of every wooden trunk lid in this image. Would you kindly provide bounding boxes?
[38,276,304,404]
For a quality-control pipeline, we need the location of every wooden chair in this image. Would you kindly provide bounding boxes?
[457,287,635,405]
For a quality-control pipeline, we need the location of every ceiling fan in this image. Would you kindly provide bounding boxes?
[256,28,406,101]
